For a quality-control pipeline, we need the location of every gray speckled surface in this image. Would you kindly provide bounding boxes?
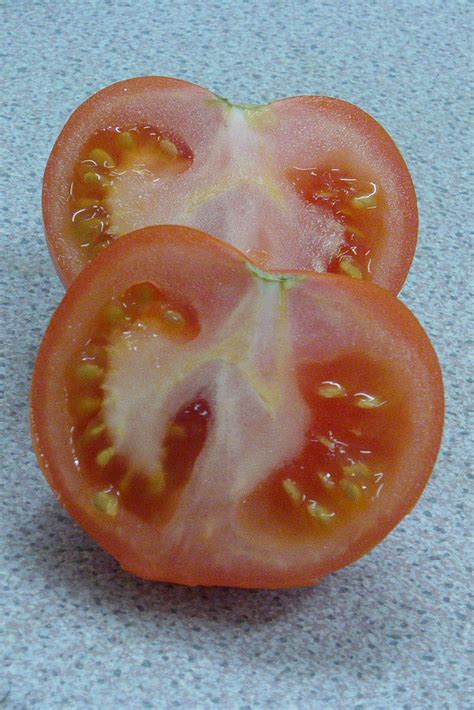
[1,1,472,708]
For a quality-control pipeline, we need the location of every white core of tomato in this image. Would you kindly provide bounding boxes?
[102,277,313,564]
[105,105,345,272]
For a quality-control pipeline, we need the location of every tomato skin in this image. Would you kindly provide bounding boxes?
[43,77,418,293]
[31,226,443,588]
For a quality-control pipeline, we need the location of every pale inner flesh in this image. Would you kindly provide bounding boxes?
[104,107,346,271]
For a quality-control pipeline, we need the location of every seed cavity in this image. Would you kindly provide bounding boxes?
[354,393,386,409]
[307,501,334,524]
[93,489,119,516]
[339,258,363,279]
[96,446,115,468]
[340,479,361,501]
[318,382,347,399]
[282,478,304,505]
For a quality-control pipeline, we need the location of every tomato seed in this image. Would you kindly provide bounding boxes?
[318,382,347,398]
[88,148,115,169]
[96,446,115,467]
[307,501,334,523]
[282,478,304,505]
[340,479,361,501]
[93,489,119,516]
[354,393,386,409]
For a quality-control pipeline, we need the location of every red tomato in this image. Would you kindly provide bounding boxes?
[43,77,417,293]
[31,226,443,588]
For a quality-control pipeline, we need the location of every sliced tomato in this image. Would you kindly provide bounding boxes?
[31,225,443,588]
[43,77,417,292]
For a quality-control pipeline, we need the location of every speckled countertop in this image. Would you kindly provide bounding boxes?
[1,1,472,708]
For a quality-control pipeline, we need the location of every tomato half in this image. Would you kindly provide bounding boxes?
[31,226,443,588]
[43,77,417,292]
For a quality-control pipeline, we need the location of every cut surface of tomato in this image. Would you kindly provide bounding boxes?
[43,77,417,292]
[31,226,442,588]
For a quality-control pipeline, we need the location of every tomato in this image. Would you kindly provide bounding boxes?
[43,77,417,293]
[31,225,443,588]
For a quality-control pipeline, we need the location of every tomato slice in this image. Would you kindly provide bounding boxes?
[31,225,443,588]
[43,77,417,293]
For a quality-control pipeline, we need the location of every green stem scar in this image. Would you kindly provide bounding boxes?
[246,262,306,288]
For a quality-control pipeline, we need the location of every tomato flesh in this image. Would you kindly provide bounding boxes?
[31,226,442,587]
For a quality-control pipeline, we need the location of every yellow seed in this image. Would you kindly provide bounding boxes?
[168,424,186,439]
[351,192,377,210]
[317,471,336,490]
[88,148,115,169]
[282,478,304,505]
[315,191,334,199]
[75,396,101,417]
[354,394,386,409]
[101,301,126,326]
[74,217,104,238]
[118,131,135,149]
[74,197,99,209]
[83,421,106,443]
[307,501,334,524]
[317,435,335,451]
[76,363,104,382]
[342,462,371,478]
[159,139,178,159]
[161,307,185,326]
[339,258,363,279]
[318,382,347,399]
[96,447,115,467]
[148,468,166,496]
[93,490,119,516]
[340,479,361,501]
[82,171,105,187]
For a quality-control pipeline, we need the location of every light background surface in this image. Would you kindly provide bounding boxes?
[1,1,472,708]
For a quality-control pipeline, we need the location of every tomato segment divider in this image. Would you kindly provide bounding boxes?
[31,226,443,588]
[43,77,417,293]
